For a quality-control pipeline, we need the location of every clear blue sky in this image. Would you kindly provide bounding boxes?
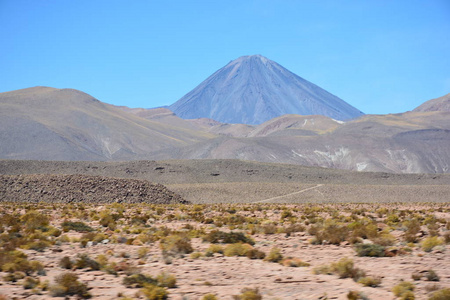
[1,0,449,114]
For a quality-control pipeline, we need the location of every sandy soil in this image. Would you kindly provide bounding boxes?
[0,203,448,300]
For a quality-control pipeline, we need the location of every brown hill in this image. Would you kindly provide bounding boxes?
[413,93,450,112]
[1,87,450,174]
[0,173,188,204]
[0,87,214,161]
[149,111,450,173]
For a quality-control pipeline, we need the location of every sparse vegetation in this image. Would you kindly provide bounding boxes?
[392,281,415,299]
[49,272,91,298]
[0,202,448,299]
[232,287,262,300]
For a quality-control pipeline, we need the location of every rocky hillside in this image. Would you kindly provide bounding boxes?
[413,93,450,112]
[0,174,188,204]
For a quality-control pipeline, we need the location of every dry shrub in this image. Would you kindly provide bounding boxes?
[355,243,385,257]
[392,281,415,299]
[264,247,283,263]
[224,243,253,257]
[281,258,310,267]
[203,230,254,245]
[49,272,91,298]
[160,234,193,256]
[123,273,155,288]
[358,276,382,287]
[232,287,262,300]
[156,271,176,288]
[429,288,450,300]
[421,237,444,252]
[141,283,168,300]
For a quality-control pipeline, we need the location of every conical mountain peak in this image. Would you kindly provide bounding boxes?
[170,55,364,124]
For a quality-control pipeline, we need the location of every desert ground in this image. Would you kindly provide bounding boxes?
[0,159,449,299]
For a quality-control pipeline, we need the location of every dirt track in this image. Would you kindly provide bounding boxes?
[1,159,449,203]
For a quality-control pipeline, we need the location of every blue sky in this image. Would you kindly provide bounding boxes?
[1,0,449,114]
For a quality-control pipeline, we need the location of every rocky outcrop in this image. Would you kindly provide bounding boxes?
[0,174,188,204]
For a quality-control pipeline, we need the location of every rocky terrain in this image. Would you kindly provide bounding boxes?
[0,174,187,204]
[0,203,448,300]
[1,159,449,204]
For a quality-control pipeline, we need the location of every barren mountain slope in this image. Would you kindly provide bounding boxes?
[169,55,364,124]
[0,87,214,160]
[413,93,450,112]
[150,112,450,173]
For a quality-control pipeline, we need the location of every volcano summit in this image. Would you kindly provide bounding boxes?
[169,55,364,124]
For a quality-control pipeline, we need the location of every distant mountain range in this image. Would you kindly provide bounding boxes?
[1,86,449,173]
[169,55,364,124]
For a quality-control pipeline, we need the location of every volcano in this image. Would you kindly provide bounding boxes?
[169,55,364,124]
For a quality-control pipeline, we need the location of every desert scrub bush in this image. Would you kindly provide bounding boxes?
[190,252,204,259]
[315,258,366,281]
[246,248,266,260]
[61,221,93,232]
[283,223,306,236]
[156,271,176,288]
[74,254,100,270]
[80,232,108,243]
[123,273,156,288]
[49,272,91,298]
[425,270,440,282]
[203,230,255,245]
[56,234,71,244]
[264,247,283,263]
[261,223,278,234]
[22,239,52,252]
[355,243,385,257]
[22,276,40,289]
[232,287,262,300]
[202,294,219,300]
[3,271,26,282]
[20,210,50,233]
[224,243,254,257]
[205,244,224,256]
[331,257,365,281]
[160,234,193,256]
[358,276,382,287]
[309,219,349,245]
[421,237,444,252]
[371,232,396,246]
[429,288,450,300]
[392,281,415,299]
[348,220,378,240]
[0,250,43,275]
[138,247,150,259]
[141,283,168,300]
[346,290,369,300]
[281,258,310,267]
[58,256,73,269]
[403,219,421,243]
[411,272,422,281]
[386,213,401,226]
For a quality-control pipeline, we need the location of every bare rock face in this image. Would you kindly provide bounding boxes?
[169,55,364,124]
[0,174,188,204]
